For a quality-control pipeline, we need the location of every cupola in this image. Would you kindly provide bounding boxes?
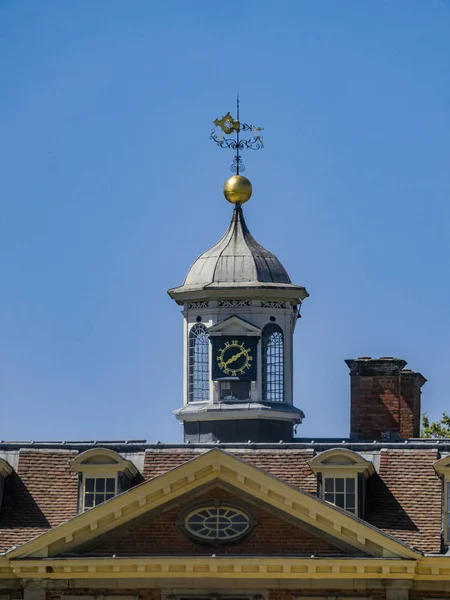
[168,106,308,443]
[169,202,307,301]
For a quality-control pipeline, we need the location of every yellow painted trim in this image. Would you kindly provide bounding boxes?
[309,449,375,478]
[0,458,12,478]
[4,554,450,582]
[432,456,450,477]
[10,557,417,580]
[8,449,418,560]
[72,448,138,478]
[0,556,13,579]
[415,556,450,580]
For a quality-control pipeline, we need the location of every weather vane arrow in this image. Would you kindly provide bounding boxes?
[209,95,264,175]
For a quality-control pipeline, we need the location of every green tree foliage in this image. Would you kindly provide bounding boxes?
[421,412,450,438]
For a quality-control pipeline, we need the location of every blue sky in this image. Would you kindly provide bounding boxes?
[1,1,449,442]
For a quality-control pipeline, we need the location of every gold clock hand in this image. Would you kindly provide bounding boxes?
[224,350,246,366]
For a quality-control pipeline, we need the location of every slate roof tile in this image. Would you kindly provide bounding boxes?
[0,446,443,554]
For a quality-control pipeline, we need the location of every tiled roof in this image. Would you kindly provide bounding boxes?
[0,450,78,552]
[0,444,443,554]
[365,449,442,553]
[142,448,317,492]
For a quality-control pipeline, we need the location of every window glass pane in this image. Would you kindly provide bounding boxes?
[262,324,284,402]
[335,478,344,493]
[94,494,104,506]
[189,324,210,403]
[346,493,355,509]
[106,478,115,492]
[105,493,115,501]
[85,478,95,492]
[322,477,358,515]
[335,494,345,508]
[96,479,105,492]
[84,493,94,508]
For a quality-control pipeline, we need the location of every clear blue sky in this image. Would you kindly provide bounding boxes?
[1,1,449,442]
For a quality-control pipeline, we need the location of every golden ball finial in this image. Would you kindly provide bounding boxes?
[223,175,252,204]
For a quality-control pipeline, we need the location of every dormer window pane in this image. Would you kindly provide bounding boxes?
[324,479,334,493]
[83,477,117,511]
[323,477,356,514]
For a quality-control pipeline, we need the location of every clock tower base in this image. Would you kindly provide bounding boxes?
[183,418,294,443]
[174,402,304,443]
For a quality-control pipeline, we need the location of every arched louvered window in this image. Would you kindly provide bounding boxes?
[188,323,210,402]
[262,323,284,402]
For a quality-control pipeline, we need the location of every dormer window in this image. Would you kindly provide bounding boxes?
[309,449,374,517]
[71,448,138,512]
[433,456,450,544]
[0,458,12,512]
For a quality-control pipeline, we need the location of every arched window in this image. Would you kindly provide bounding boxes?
[262,323,284,403]
[189,323,210,402]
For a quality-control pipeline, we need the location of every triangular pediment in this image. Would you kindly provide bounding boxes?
[8,449,418,561]
[207,315,261,336]
[79,481,349,557]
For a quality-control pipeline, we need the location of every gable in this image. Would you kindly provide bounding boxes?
[79,485,348,557]
[207,315,261,335]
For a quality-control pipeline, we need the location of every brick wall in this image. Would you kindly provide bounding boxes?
[346,358,426,441]
[91,488,345,556]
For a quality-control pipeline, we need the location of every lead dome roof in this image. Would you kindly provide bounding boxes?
[168,205,308,303]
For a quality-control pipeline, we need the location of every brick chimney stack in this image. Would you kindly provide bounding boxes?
[346,357,427,441]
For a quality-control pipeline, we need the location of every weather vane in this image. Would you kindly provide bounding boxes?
[210,95,264,175]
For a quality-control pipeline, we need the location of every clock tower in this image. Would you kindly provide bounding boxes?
[168,107,308,443]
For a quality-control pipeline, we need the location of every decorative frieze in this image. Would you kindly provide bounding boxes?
[218,300,252,307]
[261,301,286,309]
[187,302,209,309]
[10,557,418,579]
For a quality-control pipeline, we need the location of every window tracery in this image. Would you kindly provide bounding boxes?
[262,323,284,402]
[181,502,254,544]
[189,323,210,402]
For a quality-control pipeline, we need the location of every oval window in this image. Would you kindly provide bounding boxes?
[184,504,252,543]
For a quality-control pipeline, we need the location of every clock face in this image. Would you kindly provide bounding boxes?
[216,339,254,377]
